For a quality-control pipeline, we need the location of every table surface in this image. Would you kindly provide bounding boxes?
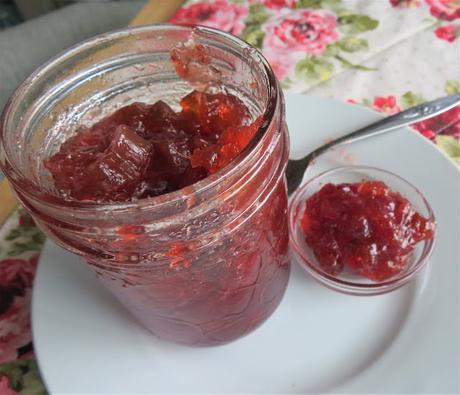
[0,0,459,393]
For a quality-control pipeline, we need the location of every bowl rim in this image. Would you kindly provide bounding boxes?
[288,165,437,295]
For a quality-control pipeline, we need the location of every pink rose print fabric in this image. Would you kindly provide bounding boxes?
[372,96,402,115]
[263,50,295,80]
[413,105,460,139]
[390,0,422,7]
[435,25,459,41]
[426,0,460,21]
[0,256,38,364]
[261,0,296,9]
[170,0,248,35]
[0,376,20,395]
[263,10,338,55]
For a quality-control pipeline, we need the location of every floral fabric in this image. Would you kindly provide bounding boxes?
[171,0,459,158]
[1,0,459,392]
[0,210,46,394]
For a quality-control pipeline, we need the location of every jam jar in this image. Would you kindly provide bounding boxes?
[0,25,290,346]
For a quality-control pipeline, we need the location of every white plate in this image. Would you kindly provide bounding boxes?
[32,95,460,394]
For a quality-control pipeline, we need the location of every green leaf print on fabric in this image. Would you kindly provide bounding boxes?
[337,13,379,34]
[297,0,341,9]
[401,91,426,108]
[244,3,270,25]
[5,211,45,256]
[241,3,269,48]
[242,27,265,47]
[324,43,340,56]
[5,229,21,242]
[295,57,334,82]
[334,55,376,71]
[445,80,460,94]
[0,360,47,395]
[296,0,323,9]
[436,135,460,165]
[322,0,342,8]
[337,36,369,52]
[280,76,294,90]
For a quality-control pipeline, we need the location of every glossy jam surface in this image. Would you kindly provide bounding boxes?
[300,181,435,281]
[44,90,260,202]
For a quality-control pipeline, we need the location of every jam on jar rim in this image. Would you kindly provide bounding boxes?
[289,165,437,289]
[0,24,279,211]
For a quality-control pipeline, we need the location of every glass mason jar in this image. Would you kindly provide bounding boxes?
[0,25,290,346]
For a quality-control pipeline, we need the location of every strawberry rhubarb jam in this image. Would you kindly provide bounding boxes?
[2,26,290,346]
[300,181,435,281]
[44,91,261,202]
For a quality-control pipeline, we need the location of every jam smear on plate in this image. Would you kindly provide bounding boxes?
[300,181,435,281]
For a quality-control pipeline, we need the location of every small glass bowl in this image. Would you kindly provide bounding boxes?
[288,166,436,296]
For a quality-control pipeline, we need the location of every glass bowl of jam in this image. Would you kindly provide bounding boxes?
[0,25,290,346]
[289,166,436,296]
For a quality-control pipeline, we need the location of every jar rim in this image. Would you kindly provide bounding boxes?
[0,24,279,212]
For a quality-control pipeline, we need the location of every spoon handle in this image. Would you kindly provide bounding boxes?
[313,93,460,157]
[287,93,460,195]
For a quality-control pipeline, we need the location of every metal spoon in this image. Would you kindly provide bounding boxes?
[286,93,460,195]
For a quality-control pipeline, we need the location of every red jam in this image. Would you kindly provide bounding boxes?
[44,91,260,202]
[300,181,435,281]
[39,38,290,346]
